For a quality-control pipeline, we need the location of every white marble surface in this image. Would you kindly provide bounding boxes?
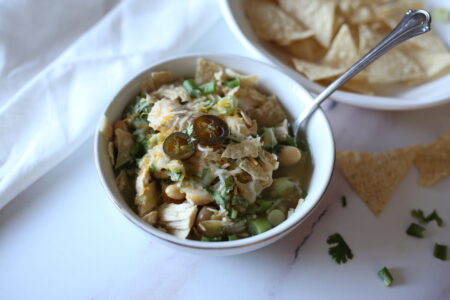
[1,6,450,300]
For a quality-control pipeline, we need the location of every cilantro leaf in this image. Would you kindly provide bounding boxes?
[327,233,354,264]
[211,176,234,210]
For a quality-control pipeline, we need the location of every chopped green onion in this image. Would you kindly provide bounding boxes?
[341,196,347,207]
[248,218,272,235]
[267,177,297,198]
[228,234,238,241]
[378,267,394,287]
[411,209,427,223]
[226,77,240,88]
[284,135,297,147]
[213,96,238,115]
[130,141,146,159]
[169,169,184,182]
[267,209,285,226]
[434,243,447,261]
[411,209,444,227]
[230,208,238,219]
[200,168,208,180]
[406,223,425,238]
[255,198,274,213]
[182,79,198,96]
[199,81,216,94]
[262,127,277,150]
[426,210,444,227]
[149,163,156,176]
[201,236,222,242]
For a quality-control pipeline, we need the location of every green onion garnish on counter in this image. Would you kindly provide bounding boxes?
[406,223,425,238]
[411,209,444,227]
[378,267,394,287]
[433,243,447,261]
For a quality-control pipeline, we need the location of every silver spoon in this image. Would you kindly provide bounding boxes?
[293,9,431,142]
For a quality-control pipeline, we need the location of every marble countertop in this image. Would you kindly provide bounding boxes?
[1,8,449,300]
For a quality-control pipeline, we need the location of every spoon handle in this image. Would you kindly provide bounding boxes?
[294,9,431,129]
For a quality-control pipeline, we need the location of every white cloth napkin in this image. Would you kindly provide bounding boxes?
[0,0,221,209]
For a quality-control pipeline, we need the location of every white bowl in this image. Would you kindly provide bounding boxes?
[220,0,450,110]
[94,54,335,255]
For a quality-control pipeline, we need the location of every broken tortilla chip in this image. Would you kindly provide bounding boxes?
[151,71,173,90]
[195,58,225,84]
[364,48,423,84]
[337,147,419,215]
[323,24,359,68]
[283,38,327,62]
[414,130,450,187]
[245,0,313,46]
[292,58,345,81]
[279,0,336,47]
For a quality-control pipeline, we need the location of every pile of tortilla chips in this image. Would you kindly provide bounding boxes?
[245,0,450,94]
[337,130,450,215]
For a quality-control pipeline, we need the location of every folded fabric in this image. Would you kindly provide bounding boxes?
[0,0,220,209]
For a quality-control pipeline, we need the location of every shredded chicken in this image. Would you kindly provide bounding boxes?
[158,202,198,239]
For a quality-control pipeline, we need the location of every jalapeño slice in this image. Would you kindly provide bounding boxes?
[193,115,229,146]
[162,132,195,160]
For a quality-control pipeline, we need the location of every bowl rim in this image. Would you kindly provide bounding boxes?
[219,0,450,111]
[94,53,335,250]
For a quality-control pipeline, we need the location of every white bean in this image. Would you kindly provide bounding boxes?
[165,184,185,200]
[278,146,302,166]
[183,187,214,205]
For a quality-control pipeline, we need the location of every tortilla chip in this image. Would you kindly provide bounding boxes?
[283,37,327,62]
[292,58,344,81]
[100,115,113,140]
[195,58,225,84]
[245,0,313,46]
[248,95,287,127]
[364,48,423,84]
[224,68,259,87]
[279,0,336,47]
[406,32,450,53]
[151,71,173,90]
[154,84,190,103]
[374,0,425,28]
[107,141,115,166]
[237,87,286,127]
[406,50,450,82]
[414,130,450,187]
[318,73,374,95]
[323,24,358,68]
[222,137,261,159]
[337,147,419,215]
[141,76,155,93]
[239,151,278,185]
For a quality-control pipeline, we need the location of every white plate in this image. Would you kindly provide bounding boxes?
[220,0,450,110]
